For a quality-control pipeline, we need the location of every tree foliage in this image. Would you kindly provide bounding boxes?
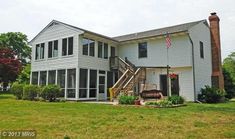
[0,48,22,85]
[223,52,235,99]
[16,64,31,84]
[0,32,31,64]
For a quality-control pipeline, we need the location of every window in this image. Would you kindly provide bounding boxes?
[62,37,73,56]
[48,40,58,58]
[39,71,47,85]
[82,38,95,56]
[67,69,76,98]
[89,70,97,98]
[104,43,108,59]
[57,70,65,97]
[98,41,109,59]
[48,70,56,84]
[99,75,105,94]
[68,37,73,55]
[31,72,38,85]
[98,41,103,58]
[89,40,95,56]
[35,43,45,60]
[138,42,147,58]
[82,38,89,55]
[79,68,88,98]
[62,38,67,56]
[111,46,116,57]
[200,41,204,58]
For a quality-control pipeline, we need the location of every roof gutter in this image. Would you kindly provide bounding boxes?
[187,32,197,102]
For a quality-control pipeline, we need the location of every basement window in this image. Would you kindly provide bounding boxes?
[200,41,204,59]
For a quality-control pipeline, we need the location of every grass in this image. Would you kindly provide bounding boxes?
[0,94,235,139]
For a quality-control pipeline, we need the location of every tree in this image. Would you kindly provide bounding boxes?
[0,48,21,90]
[16,64,31,84]
[223,52,235,99]
[0,32,31,64]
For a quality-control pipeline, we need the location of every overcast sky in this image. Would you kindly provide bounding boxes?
[0,0,234,59]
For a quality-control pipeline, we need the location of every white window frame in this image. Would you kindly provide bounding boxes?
[62,37,73,56]
[35,43,45,60]
[48,40,58,58]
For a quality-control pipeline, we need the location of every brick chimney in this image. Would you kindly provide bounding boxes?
[209,12,224,89]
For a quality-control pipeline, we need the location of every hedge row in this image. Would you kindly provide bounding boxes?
[10,83,61,102]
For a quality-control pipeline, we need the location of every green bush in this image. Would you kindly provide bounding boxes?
[119,95,136,105]
[198,86,226,103]
[23,85,40,100]
[10,83,24,99]
[168,95,185,104]
[41,85,61,102]
[145,99,173,107]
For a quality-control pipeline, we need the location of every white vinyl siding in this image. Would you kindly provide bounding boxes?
[189,22,212,97]
[118,35,192,67]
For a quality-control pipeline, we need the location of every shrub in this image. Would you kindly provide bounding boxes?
[23,85,40,100]
[198,85,226,103]
[119,95,136,105]
[145,99,173,107]
[10,83,24,99]
[168,95,185,104]
[41,85,61,102]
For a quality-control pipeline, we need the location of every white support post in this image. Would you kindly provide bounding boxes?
[65,69,67,99]
[46,70,49,85]
[96,71,99,101]
[55,70,58,85]
[30,72,32,84]
[38,71,40,86]
[75,67,79,100]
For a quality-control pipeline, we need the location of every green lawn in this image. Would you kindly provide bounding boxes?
[0,94,235,139]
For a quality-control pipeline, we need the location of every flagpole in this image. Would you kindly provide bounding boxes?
[165,32,170,97]
[167,46,170,97]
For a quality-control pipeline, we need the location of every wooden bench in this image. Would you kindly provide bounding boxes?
[141,89,164,99]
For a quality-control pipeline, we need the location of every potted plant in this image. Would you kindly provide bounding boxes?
[134,96,141,105]
[170,73,177,80]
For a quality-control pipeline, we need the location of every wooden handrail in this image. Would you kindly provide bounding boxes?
[112,69,129,89]
[123,68,141,89]
[110,57,145,98]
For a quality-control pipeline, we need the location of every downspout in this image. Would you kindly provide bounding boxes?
[187,32,197,102]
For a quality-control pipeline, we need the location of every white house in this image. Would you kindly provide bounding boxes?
[29,13,224,101]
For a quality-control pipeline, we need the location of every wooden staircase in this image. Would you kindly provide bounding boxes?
[109,57,145,99]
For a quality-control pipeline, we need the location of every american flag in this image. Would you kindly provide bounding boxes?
[165,33,171,48]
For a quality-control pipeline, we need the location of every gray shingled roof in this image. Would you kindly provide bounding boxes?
[30,19,207,44]
[113,20,207,42]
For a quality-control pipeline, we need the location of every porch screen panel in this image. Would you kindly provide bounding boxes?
[48,70,56,84]
[89,70,97,98]
[67,69,76,98]
[57,70,66,97]
[39,71,47,85]
[79,68,88,98]
[31,72,38,85]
